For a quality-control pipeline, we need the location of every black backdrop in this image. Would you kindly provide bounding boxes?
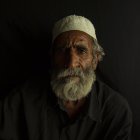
[0,0,140,139]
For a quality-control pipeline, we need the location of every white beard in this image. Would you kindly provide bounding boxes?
[51,67,96,101]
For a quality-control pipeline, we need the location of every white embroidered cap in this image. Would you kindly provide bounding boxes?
[52,15,97,42]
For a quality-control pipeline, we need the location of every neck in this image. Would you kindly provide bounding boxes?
[62,98,86,119]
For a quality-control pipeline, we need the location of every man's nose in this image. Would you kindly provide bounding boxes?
[66,50,79,68]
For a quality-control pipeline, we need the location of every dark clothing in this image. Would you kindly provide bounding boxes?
[0,79,132,140]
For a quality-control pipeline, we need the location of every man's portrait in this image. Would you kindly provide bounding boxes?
[0,0,139,139]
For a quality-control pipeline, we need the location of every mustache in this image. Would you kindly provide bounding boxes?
[57,68,84,79]
[52,67,94,80]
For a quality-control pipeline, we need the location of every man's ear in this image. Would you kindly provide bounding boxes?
[92,54,99,70]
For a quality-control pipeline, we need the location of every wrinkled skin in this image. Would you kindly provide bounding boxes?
[52,30,98,71]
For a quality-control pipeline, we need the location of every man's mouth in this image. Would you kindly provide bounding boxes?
[63,75,80,79]
[60,75,80,82]
[65,75,78,77]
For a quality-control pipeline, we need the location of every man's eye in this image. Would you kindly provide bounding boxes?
[77,47,87,54]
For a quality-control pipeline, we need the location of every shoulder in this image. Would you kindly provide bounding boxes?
[96,79,131,110]
[0,78,50,138]
[96,79,132,122]
[0,77,50,110]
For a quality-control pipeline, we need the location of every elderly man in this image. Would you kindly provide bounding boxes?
[0,15,132,140]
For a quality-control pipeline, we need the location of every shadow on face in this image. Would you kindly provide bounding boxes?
[51,30,98,71]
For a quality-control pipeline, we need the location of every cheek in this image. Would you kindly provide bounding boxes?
[53,54,65,68]
[80,55,93,68]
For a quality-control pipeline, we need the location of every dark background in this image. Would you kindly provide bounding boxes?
[0,0,140,139]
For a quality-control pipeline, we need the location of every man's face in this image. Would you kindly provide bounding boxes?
[51,30,97,101]
[52,30,96,71]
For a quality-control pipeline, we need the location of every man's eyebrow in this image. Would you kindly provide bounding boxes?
[74,44,88,49]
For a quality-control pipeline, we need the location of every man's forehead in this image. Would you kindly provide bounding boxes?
[53,30,93,45]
